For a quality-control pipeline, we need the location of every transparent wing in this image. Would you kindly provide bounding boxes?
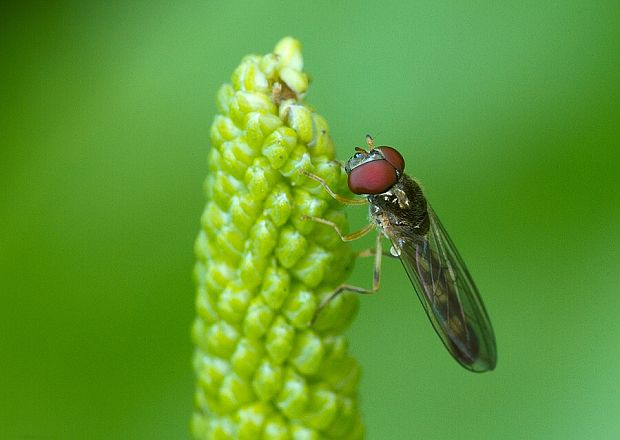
[391,205,497,372]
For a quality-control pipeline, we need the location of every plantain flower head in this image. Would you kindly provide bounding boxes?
[191,37,364,439]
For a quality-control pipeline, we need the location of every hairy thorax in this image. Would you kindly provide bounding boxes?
[368,174,430,253]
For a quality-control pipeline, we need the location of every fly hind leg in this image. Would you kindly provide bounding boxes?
[311,232,385,324]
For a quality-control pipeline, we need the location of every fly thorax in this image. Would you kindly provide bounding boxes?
[368,175,430,235]
[393,188,410,209]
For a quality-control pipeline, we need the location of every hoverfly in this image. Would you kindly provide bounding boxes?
[302,135,497,372]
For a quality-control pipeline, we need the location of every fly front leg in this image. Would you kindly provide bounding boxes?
[299,169,368,206]
[301,215,375,242]
[311,232,385,324]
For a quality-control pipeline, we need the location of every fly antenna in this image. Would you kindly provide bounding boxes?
[365,134,375,150]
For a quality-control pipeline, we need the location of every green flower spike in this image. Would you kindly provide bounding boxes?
[192,37,364,440]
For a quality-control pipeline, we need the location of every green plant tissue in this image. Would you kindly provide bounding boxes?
[191,37,364,440]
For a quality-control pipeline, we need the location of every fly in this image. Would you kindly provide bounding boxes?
[301,135,497,372]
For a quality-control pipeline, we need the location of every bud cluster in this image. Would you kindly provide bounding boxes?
[192,38,364,440]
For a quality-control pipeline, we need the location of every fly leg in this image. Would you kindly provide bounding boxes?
[299,167,383,323]
[309,232,385,324]
[357,248,398,259]
[299,169,368,206]
[301,215,375,242]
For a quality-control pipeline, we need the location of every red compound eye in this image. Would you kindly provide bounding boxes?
[348,159,399,195]
[376,146,405,174]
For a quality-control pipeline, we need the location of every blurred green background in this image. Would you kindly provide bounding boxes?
[2,1,619,439]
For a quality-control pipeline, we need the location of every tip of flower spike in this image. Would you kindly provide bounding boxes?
[274,37,303,71]
[259,37,308,99]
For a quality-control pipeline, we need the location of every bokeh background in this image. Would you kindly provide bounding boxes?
[2,1,619,439]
